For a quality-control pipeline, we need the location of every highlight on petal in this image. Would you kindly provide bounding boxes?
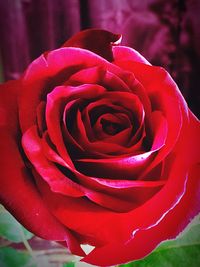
[149,111,168,151]
[75,151,154,179]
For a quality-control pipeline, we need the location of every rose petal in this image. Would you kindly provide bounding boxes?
[75,151,154,179]
[0,80,20,133]
[19,47,121,132]
[149,111,168,150]
[0,140,84,256]
[82,91,144,139]
[71,103,144,157]
[42,131,74,167]
[81,177,165,189]
[62,28,122,61]
[75,111,167,179]
[46,84,106,164]
[81,99,133,140]
[46,47,120,78]
[68,66,106,86]
[112,45,151,65]
[19,54,49,133]
[36,101,46,135]
[77,175,165,210]
[62,99,85,152]
[35,177,117,245]
[115,60,184,177]
[22,127,155,212]
[75,110,135,156]
[93,114,131,145]
[22,125,85,197]
[33,113,199,251]
[113,70,152,121]
[101,70,131,92]
[0,82,84,256]
[83,164,200,266]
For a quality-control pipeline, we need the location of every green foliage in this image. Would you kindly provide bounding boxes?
[63,262,75,267]
[120,215,200,267]
[0,247,36,267]
[0,205,33,243]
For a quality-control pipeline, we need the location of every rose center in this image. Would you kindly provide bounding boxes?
[100,118,125,135]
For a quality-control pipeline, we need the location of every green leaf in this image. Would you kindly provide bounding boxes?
[120,214,200,267]
[63,262,75,267]
[0,205,33,243]
[0,247,36,267]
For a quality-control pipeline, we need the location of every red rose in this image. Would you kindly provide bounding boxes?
[0,29,199,266]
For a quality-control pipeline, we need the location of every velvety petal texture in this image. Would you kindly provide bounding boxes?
[0,29,199,266]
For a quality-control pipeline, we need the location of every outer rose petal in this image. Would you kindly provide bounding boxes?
[22,126,85,197]
[112,45,151,65]
[83,164,200,266]
[62,28,122,62]
[114,60,184,177]
[68,66,107,85]
[0,81,84,256]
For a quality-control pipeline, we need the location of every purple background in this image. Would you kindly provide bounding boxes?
[0,0,199,117]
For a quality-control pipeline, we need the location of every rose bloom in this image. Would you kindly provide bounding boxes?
[0,29,200,266]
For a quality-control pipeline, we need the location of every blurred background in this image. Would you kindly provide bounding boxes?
[0,0,200,117]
